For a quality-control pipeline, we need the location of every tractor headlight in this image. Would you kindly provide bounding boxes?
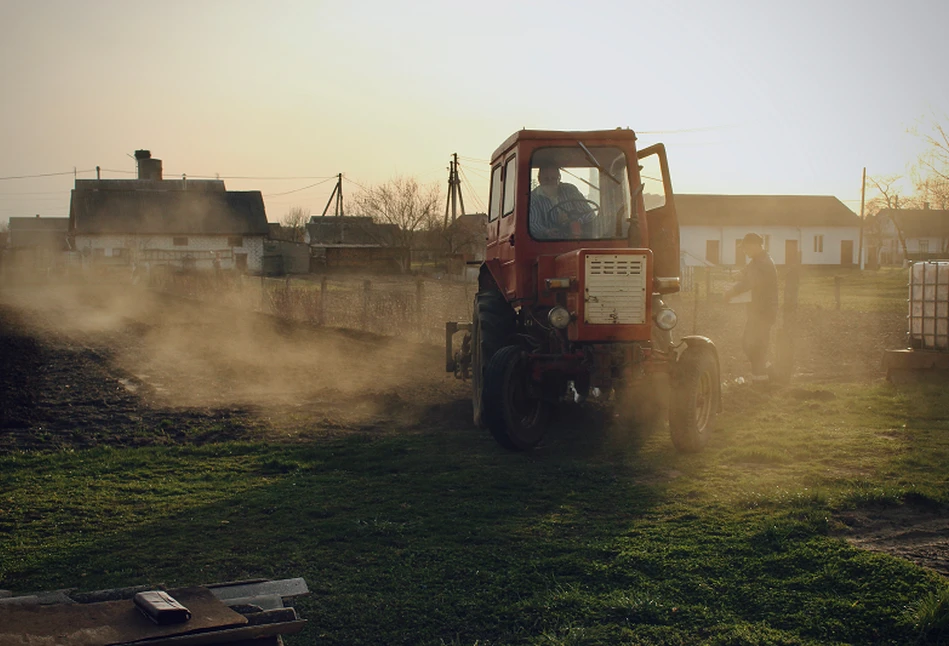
[655,307,678,331]
[548,306,572,329]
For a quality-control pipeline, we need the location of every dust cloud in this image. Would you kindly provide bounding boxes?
[0,279,464,433]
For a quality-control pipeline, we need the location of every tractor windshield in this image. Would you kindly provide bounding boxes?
[528,146,631,241]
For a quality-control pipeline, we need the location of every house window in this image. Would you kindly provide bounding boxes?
[502,156,517,217]
[173,237,188,246]
[228,236,243,247]
[814,235,824,253]
[919,240,930,253]
[112,248,127,258]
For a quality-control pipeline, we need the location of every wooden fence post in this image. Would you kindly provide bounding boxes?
[319,276,327,326]
[416,278,424,324]
[362,279,372,330]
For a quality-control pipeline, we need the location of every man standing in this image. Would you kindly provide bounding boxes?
[725,233,778,382]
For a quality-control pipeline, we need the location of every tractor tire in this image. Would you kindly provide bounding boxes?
[482,345,550,451]
[471,290,516,428]
[669,346,718,452]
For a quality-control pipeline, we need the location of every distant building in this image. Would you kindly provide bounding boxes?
[304,215,398,246]
[874,207,949,265]
[675,194,860,267]
[69,150,269,273]
[7,216,69,251]
[5,215,70,272]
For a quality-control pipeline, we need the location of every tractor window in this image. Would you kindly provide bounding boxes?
[488,164,502,222]
[639,153,666,211]
[528,146,630,241]
[502,157,517,216]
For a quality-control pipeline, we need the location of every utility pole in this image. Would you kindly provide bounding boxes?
[858,167,866,270]
[443,153,466,227]
[321,173,345,217]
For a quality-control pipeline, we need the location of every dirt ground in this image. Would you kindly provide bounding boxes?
[1,281,946,579]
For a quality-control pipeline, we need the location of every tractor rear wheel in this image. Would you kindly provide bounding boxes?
[471,290,515,428]
[669,347,718,452]
[483,345,549,450]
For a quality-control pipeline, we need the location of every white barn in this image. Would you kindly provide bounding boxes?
[68,152,269,274]
[674,194,861,267]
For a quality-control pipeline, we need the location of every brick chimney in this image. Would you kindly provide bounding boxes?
[134,149,163,181]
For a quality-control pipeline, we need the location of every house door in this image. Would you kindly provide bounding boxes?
[785,239,799,265]
[235,253,248,271]
[840,240,854,266]
[706,240,720,265]
[734,240,746,266]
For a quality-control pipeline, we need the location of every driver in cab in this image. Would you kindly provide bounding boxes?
[529,162,596,239]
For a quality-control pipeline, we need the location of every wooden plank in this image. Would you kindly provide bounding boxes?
[0,588,247,646]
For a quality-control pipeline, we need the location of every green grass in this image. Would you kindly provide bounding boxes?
[2,381,949,645]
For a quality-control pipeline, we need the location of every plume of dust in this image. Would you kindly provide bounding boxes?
[0,281,448,431]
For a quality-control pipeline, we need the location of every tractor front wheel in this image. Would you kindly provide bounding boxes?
[669,347,718,452]
[483,345,549,451]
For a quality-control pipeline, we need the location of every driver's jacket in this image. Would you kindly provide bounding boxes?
[529,183,596,239]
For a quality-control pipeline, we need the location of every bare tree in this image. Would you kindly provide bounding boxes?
[280,207,310,243]
[351,176,441,252]
[913,115,949,183]
[865,174,909,261]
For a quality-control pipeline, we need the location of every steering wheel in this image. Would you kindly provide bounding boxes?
[546,199,600,235]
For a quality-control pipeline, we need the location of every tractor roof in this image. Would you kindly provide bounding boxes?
[491,128,638,163]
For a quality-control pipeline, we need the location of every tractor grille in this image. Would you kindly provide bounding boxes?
[584,254,647,325]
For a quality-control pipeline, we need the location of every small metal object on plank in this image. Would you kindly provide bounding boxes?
[207,578,308,603]
[134,591,192,625]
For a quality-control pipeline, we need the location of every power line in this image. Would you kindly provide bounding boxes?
[263,176,336,197]
[458,167,486,212]
[0,169,95,181]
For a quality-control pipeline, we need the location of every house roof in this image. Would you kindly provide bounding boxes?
[8,217,70,249]
[69,188,269,235]
[674,194,859,228]
[878,208,949,238]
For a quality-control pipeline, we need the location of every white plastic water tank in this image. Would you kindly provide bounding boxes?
[909,261,949,351]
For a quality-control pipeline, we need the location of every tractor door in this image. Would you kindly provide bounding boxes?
[638,143,680,281]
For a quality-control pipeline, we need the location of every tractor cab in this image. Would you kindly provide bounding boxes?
[483,129,681,305]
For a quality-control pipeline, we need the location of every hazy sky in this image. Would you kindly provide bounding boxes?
[1,0,946,224]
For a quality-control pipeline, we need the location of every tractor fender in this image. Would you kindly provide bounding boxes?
[673,335,723,412]
[478,260,504,293]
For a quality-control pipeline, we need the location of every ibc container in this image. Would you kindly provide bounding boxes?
[908,261,949,351]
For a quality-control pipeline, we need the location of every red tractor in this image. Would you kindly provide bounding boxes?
[446,129,721,451]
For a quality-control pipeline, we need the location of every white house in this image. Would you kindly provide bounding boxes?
[674,194,861,267]
[68,151,269,274]
[874,207,949,265]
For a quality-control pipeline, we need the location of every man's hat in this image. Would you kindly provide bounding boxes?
[742,232,764,246]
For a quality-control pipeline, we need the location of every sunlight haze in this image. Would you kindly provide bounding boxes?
[1,0,945,223]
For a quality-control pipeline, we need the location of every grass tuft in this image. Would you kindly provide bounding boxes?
[906,585,949,645]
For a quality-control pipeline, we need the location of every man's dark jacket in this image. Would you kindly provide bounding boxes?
[733,252,778,321]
